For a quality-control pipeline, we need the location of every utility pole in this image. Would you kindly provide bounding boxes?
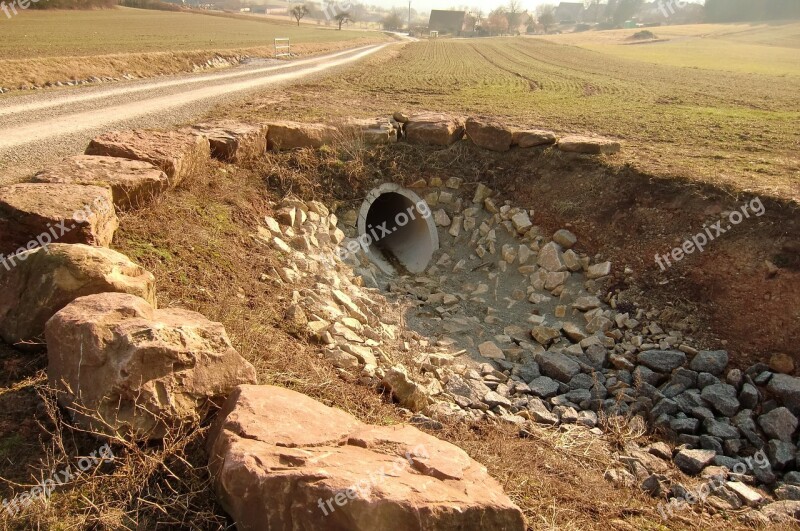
[408,0,411,34]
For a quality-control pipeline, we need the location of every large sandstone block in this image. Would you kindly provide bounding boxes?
[341,118,398,145]
[512,129,557,148]
[558,135,621,155]
[465,117,513,152]
[207,385,526,531]
[186,121,268,161]
[0,244,155,347]
[405,113,465,146]
[46,292,257,440]
[85,130,211,186]
[32,155,169,210]
[266,121,337,150]
[0,183,117,256]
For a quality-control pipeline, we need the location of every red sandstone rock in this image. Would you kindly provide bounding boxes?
[0,183,117,255]
[405,113,465,146]
[46,292,257,440]
[85,130,211,186]
[32,155,169,210]
[207,384,526,531]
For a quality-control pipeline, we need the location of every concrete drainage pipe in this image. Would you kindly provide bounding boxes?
[357,183,439,275]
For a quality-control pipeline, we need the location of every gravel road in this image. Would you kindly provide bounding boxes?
[0,43,389,184]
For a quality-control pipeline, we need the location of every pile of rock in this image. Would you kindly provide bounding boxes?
[263,176,800,524]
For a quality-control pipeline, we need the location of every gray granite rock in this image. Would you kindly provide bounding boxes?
[739,383,760,410]
[674,448,716,475]
[637,350,687,373]
[538,351,580,383]
[528,397,558,425]
[767,374,800,415]
[701,383,740,417]
[703,418,740,439]
[528,376,560,398]
[767,439,796,470]
[759,407,798,443]
[689,350,728,375]
[671,417,700,434]
[483,390,513,409]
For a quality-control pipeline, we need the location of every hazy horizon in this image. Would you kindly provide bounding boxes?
[356,0,704,15]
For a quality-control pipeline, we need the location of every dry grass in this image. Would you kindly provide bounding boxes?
[0,8,389,90]
[0,141,791,529]
[0,379,224,530]
[0,40,387,91]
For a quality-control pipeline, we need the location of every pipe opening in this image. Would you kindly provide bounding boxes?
[358,185,438,275]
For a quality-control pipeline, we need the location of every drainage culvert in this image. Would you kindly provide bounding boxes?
[357,183,439,274]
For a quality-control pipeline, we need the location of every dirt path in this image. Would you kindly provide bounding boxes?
[0,43,390,183]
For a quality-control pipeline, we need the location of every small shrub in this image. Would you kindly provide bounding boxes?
[631,30,656,40]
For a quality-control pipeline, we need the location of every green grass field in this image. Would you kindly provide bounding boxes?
[227,24,800,201]
[0,7,372,58]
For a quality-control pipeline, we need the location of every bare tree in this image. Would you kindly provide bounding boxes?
[334,11,352,30]
[536,4,556,33]
[382,9,403,30]
[290,4,309,26]
[474,8,484,30]
[506,0,524,32]
[485,6,509,34]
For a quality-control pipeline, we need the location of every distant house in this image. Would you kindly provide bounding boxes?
[428,10,467,35]
[263,5,287,14]
[554,2,584,23]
